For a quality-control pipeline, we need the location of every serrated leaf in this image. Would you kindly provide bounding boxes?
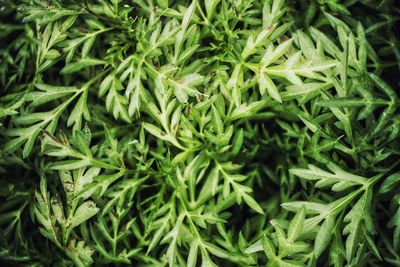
[71,201,99,228]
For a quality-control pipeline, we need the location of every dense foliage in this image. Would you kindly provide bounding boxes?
[1,0,399,266]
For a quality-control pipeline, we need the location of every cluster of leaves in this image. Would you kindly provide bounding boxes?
[0,0,399,266]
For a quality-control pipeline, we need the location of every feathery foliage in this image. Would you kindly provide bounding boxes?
[0,0,399,266]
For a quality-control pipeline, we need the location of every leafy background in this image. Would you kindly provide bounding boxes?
[0,0,399,266]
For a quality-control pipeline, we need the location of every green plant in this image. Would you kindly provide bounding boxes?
[0,0,399,266]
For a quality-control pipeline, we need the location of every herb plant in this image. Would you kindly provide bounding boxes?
[1,0,399,266]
